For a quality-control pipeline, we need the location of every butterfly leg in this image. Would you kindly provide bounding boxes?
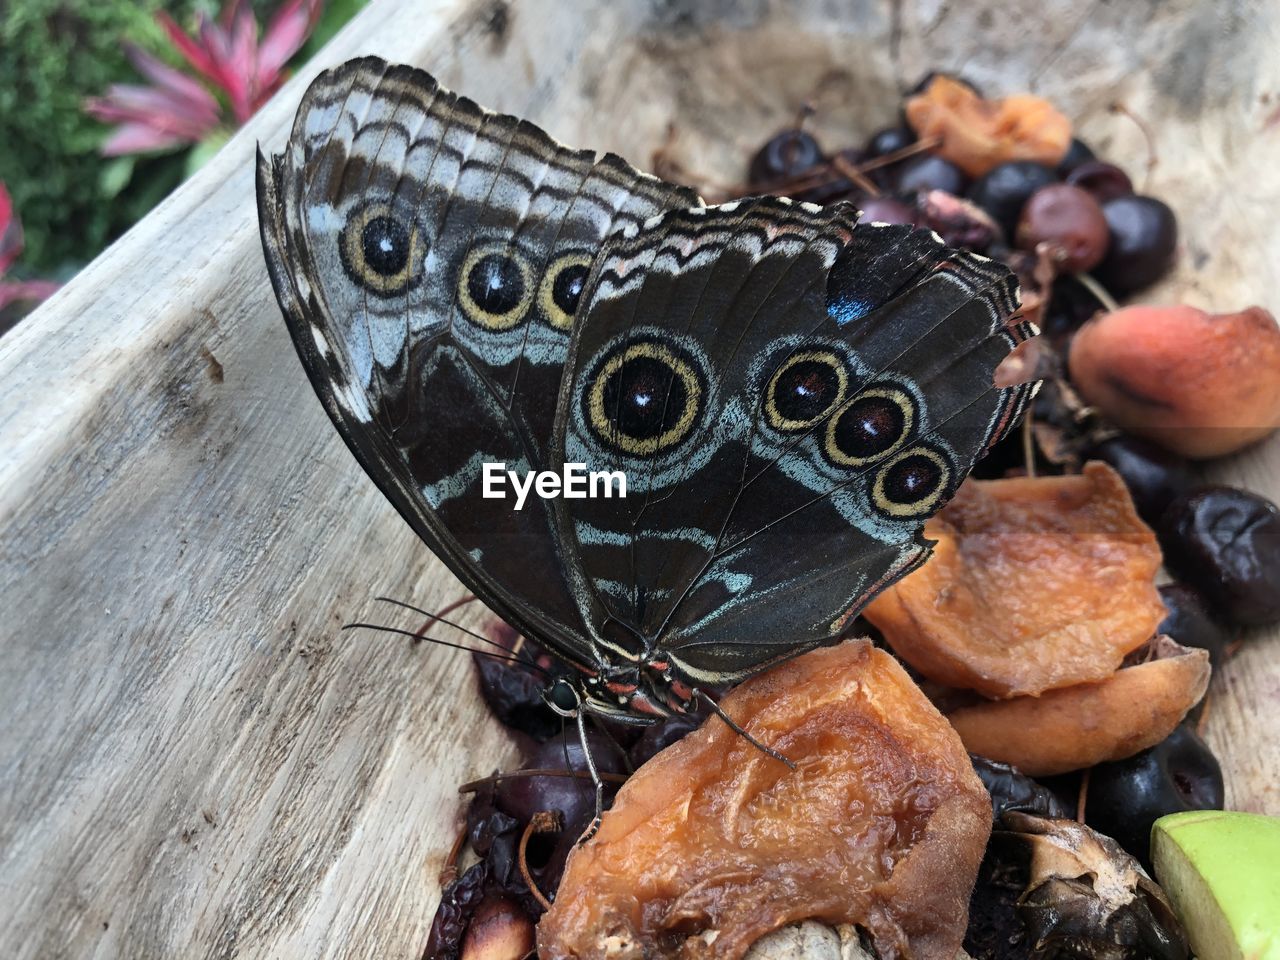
[575,707,606,843]
[692,688,797,770]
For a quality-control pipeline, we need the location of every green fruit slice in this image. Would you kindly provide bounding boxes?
[1151,810,1280,960]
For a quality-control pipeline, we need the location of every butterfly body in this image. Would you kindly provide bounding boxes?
[258,57,1036,731]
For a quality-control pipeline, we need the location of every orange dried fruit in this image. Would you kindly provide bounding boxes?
[536,640,991,960]
[947,636,1210,775]
[904,75,1071,177]
[864,462,1165,699]
[1068,304,1280,458]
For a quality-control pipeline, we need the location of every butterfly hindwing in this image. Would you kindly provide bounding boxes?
[552,198,1033,683]
[257,57,700,655]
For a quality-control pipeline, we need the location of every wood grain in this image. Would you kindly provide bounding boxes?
[1,1,1276,957]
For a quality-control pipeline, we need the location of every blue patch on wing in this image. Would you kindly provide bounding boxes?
[829,296,873,326]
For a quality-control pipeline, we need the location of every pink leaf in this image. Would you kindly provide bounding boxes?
[258,0,322,85]
[0,184,22,277]
[156,11,220,83]
[123,43,221,117]
[99,122,194,157]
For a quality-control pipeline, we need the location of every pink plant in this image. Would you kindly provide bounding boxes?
[0,184,59,313]
[85,0,323,155]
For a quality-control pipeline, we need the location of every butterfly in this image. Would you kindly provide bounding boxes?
[257,56,1036,771]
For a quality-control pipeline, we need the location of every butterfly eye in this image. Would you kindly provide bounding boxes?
[587,340,704,456]
[339,203,423,297]
[871,446,953,518]
[823,384,917,467]
[539,253,593,331]
[458,244,534,330]
[765,350,849,432]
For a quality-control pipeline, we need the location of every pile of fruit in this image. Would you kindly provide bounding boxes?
[425,75,1280,960]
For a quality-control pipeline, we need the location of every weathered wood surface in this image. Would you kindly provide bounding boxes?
[1,0,1277,956]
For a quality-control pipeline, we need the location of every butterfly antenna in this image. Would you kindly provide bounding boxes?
[693,689,796,770]
[371,596,542,672]
[342,621,548,674]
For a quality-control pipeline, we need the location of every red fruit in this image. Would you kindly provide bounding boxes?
[1016,183,1110,272]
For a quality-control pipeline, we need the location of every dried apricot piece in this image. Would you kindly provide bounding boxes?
[864,463,1165,699]
[904,76,1071,177]
[536,640,991,960]
[1068,304,1280,458]
[947,636,1210,775]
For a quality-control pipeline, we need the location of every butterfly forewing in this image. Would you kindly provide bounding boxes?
[257,57,699,660]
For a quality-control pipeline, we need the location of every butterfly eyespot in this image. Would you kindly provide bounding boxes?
[539,252,593,331]
[339,203,423,297]
[764,350,849,432]
[871,446,953,518]
[458,244,534,330]
[824,384,917,467]
[586,340,704,457]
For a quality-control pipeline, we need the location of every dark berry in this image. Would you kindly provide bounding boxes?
[1016,183,1110,272]
[1041,274,1106,343]
[1065,160,1135,202]
[748,128,823,185]
[629,713,702,768]
[971,755,1071,821]
[425,861,490,960]
[864,125,916,160]
[494,729,627,828]
[967,161,1058,237]
[1084,434,1194,526]
[1085,724,1223,869]
[1160,486,1280,625]
[892,153,968,195]
[1056,137,1096,177]
[790,148,862,205]
[471,627,573,742]
[1094,194,1178,295]
[907,70,983,98]
[915,189,999,251]
[857,195,919,226]
[1158,583,1234,668]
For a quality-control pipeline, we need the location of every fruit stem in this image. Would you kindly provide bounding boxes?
[1074,271,1121,313]
[519,811,564,911]
[830,151,881,198]
[1076,768,1090,823]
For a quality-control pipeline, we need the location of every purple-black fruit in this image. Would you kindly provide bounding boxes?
[1158,583,1233,668]
[1084,435,1194,527]
[893,153,968,195]
[857,195,919,226]
[1094,194,1178,295]
[494,729,627,828]
[629,713,702,768]
[1066,160,1135,202]
[1085,724,1223,869]
[748,128,823,185]
[1161,486,1280,626]
[864,125,916,160]
[967,161,1058,237]
[1056,137,1096,177]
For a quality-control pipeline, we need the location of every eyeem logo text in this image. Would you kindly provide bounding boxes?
[482,462,627,511]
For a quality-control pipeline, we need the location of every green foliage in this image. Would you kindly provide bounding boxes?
[0,1,200,271]
[1,0,370,273]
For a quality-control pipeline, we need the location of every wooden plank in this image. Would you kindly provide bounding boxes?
[1,1,1276,957]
